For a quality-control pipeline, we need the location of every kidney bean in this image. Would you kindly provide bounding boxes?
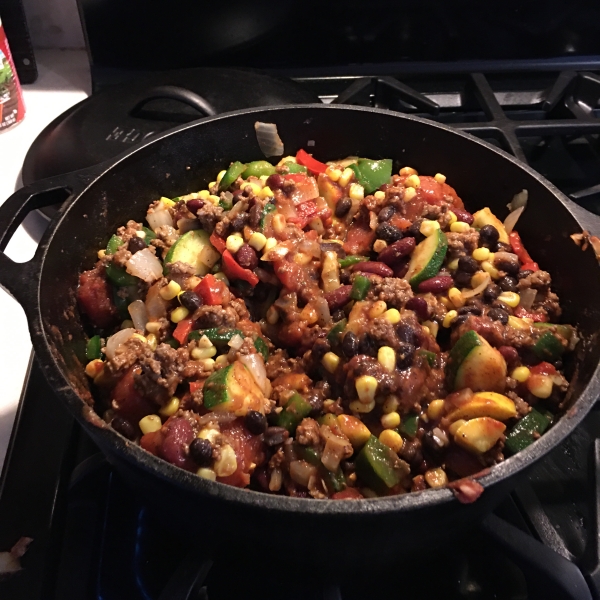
[393,257,410,278]
[405,297,429,320]
[236,244,258,269]
[417,275,454,294]
[352,261,394,277]
[325,285,353,311]
[186,199,205,215]
[266,174,285,189]
[498,345,519,366]
[451,208,474,224]
[378,237,416,265]
[249,203,262,227]
[160,418,195,469]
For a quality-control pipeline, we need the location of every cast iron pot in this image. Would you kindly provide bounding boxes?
[1,105,600,568]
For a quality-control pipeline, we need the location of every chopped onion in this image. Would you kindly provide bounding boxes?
[228,334,244,350]
[146,203,173,232]
[254,121,284,157]
[177,218,200,234]
[503,206,525,234]
[0,553,21,578]
[519,288,537,310]
[289,460,318,488]
[145,281,168,320]
[321,438,346,472]
[299,238,321,258]
[239,353,268,395]
[461,273,491,299]
[508,189,528,212]
[313,296,332,327]
[126,248,163,283]
[128,299,148,331]
[105,328,135,360]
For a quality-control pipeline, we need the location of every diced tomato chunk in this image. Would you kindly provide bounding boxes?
[343,223,376,255]
[77,267,118,328]
[209,232,226,254]
[111,366,156,423]
[218,420,265,488]
[332,487,364,500]
[530,361,557,376]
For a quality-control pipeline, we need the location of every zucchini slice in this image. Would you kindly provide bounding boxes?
[164,230,220,276]
[404,229,448,288]
[454,341,507,393]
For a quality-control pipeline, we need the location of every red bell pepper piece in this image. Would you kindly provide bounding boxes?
[287,200,318,229]
[189,381,204,394]
[296,149,327,175]
[173,317,193,345]
[530,362,557,376]
[513,306,548,322]
[194,274,226,305]
[222,250,259,286]
[209,231,226,254]
[509,231,539,271]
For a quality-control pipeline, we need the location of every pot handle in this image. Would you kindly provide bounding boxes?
[0,168,100,309]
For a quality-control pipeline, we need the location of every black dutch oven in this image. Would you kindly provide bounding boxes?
[1,105,600,568]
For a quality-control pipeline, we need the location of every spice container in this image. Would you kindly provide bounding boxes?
[0,16,25,132]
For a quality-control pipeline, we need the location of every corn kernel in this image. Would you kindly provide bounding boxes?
[349,183,364,202]
[379,429,404,453]
[425,467,448,488]
[326,166,342,182]
[481,260,500,279]
[443,310,458,328]
[85,359,104,378]
[259,175,269,184]
[197,468,216,481]
[447,258,459,271]
[337,414,371,447]
[159,280,181,300]
[198,428,220,443]
[160,197,175,208]
[139,415,162,435]
[214,444,237,477]
[208,182,217,191]
[472,247,490,262]
[382,395,399,414]
[266,305,279,324]
[322,352,340,374]
[423,320,439,338]
[508,316,529,330]
[244,182,262,196]
[498,291,521,308]
[97,249,106,259]
[249,232,267,251]
[399,166,417,177]
[146,333,158,351]
[404,174,421,188]
[382,308,401,324]
[159,396,180,417]
[198,190,210,199]
[201,358,215,371]
[373,239,388,253]
[427,399,446,420]
[528,374,554,399]
[208,194,220,205]
[450,221,470,233]
[377,346,396,373]
[381,411,401,429]
[170,306,190,323]
[263,237,278,253]
[349,399,376,413]
[420,219,440,237]
[449,419,467,436]
[434,173,447,184]
[448,288,465,309]
[447,210,457,225]
[272,213,287,234]
[404,187,417,202]
[338,167,355,188]
[213,272,229,285]
[215,354,229,368]
[511,366,531,383]
[260,186,274,199]
[121,319,134,329]
[226,233,245,254]
[368,300,388,318]
[132,333,148,344]
[355,375,378,404]
[440,296,453,310]
[192,346,217,360]
[197,335,214,349]
[374,190,386,201]
[301,304,319,324]
[216,169,227,184]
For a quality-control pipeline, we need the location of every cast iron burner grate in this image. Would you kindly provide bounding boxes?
[1,359,600,600]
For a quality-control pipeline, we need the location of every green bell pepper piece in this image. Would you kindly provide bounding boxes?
[106,235,124,255]
[283,162,307,174]
[533,322,575,342]
[219,161,247,191]
[505,408,552,455]
[356,158,393,194]
[327,319,347,347]
[242,160,276,179]
[350,275,371,301]
[112,288,130,320]
[188,328,244,347]
[355,435,402,493]
[532,331,565,362]
[106,263,138,287]
[296,445,346,493]
[338,255,368,269]
[86,335,102,361]
[142,226,157,242]
[259,202,277,231]
[417,349,436,367]
[277,393,312,433]
[219,197,233,211]
[317,413,338,429]
[254,337,269,361]
[398,413,419,438]
[297,445,321,466]
[164,337,180,349]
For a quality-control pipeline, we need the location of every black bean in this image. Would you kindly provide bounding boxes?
[305,390,324,417]
[332,309,346,322]
[479,225,499,245]
[423,429,447,453]
[358,333,378,356]
[375,222,403,244]
[488,307,509,324]
[245,410,268,435]
[405,219,425,243]
[236,244,258,269]
[342,331,359,358]
[496,242,513,253]
[518,270,533,280]
[378,205,396,222]
[190,438,214,466]
[494,256,520,275]
[264,427,289,446]
[249,203,262,228]
[483,283,501,302]
[454,271,473,287]
[180,291,203,312]
[230,213,248,232]
[457,305,482,316]
[498,276,518,292]
[458,256,479,274]
[396,322,418,345]
[335,197,352,218]
[312,338,331,361]
[396,342,415,370]
[127,236,146,254]
[455,314,469,326]
[111,416,136,440]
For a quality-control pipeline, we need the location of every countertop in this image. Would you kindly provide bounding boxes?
[0,49,91,471]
